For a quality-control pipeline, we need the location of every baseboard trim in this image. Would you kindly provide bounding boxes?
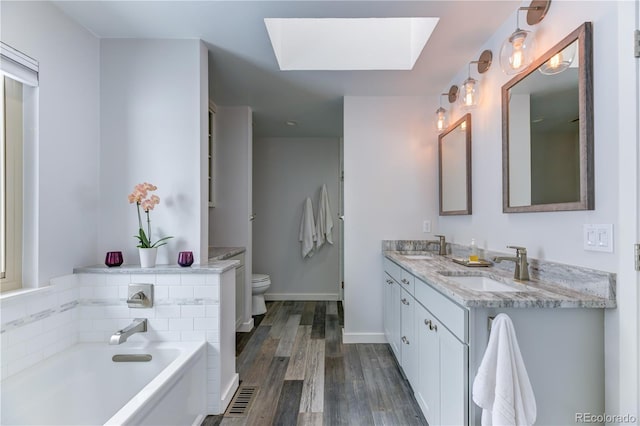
[342,329,387,344]
[265,293,339,301]
[237,319,254,333]
[220,373,239,413]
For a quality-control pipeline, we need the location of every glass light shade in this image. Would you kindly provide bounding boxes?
[539,41,577,75]
[435,107,447,132]
[460,77,479,108]
[500,29,535,75]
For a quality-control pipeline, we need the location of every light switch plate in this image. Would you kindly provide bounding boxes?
[583,224,613,253]
[422,220,431,233]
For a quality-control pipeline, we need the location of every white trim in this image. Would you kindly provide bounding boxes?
[236,318,254,333]
[191,415,206,426]
[341,329,388,344]
[0,42,38,87]
[264,293,339,301]
[220,373,239,414]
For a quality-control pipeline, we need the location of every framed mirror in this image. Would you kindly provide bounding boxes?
[502,22,593,213]
[439,113,471,215]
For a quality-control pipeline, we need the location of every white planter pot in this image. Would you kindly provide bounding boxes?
[138,247,158,268]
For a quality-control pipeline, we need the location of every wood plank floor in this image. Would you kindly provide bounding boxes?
[203,301,426,426]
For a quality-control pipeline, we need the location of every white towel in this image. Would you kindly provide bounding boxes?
[315,184,334,249]
[472,313,536,426]
[299,197,316,258]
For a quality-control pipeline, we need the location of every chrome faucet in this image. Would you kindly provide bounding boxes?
[110,318,148,345]
[426,234,447,256]
[493,246,530,281]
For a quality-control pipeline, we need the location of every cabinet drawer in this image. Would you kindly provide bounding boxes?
[415,279,468,343]
[384,257,402,283]
[399,269,415,295]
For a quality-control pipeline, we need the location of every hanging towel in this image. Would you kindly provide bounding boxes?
[299,197,316,258]
[472,313,536,426]
[315,184,334,249]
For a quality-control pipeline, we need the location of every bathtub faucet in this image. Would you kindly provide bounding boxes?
[109,318,148,345]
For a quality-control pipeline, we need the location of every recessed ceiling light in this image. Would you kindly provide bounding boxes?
[264,17,439,71]
[286,120,298,127]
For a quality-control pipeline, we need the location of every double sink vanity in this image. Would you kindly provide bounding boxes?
[382,240,615,426]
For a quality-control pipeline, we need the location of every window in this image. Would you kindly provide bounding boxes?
[0,42,38,293]
[0,76,24,292]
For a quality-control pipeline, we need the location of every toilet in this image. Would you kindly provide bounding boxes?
[251,274,271,315]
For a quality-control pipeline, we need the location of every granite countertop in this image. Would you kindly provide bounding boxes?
[384,251,616,309]
[74,259,239,274]
[208,246,245,261]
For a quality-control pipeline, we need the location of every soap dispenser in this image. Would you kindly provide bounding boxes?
[469,238,479,262]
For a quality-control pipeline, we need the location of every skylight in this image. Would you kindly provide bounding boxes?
[264,17,439,71]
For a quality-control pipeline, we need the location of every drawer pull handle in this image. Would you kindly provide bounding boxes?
[401,279,410,285]
[401,336,410,345]
[386,279,394,285]
[429,322,438,332]
[424,319,432,328]
[401,298,410,306]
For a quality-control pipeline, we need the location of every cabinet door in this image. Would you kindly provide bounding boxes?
[235,265,245,329]
[416,304,439,425]
[400,287,417,380]
[390,280,402,360]
[439,323,468,426]
[383,274,394,344]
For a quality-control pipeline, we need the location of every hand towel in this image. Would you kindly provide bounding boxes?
[299,197,316,258]
[472,313,536,426]
[315,184,334,249]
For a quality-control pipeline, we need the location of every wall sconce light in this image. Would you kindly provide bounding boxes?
[499,0,551,75]
[460,50,492,109]
[435,85,459,132]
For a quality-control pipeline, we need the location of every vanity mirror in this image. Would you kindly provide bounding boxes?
[502,22,593,213]
[439,113,471,215]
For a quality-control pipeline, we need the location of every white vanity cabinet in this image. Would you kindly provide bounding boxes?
[383,253,607,426]
[383,258,417,377]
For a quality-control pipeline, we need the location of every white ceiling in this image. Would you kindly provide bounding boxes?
[53,1,521,138]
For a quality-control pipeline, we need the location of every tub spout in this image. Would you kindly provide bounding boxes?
[110,318,148,345]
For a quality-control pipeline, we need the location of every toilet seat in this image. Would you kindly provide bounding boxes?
[252,274,270,284]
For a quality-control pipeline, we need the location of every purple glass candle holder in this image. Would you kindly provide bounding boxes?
[177,251,194,267]
[105,251,123,267]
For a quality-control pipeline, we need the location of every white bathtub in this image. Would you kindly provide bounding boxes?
[1,341,206,426]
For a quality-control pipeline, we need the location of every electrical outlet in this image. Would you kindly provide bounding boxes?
[583,224,613,253]
[422,220,431,233]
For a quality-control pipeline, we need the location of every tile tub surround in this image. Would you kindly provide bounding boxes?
[383,240,615,305]
[2,259,238,414]
[0,275,79,381]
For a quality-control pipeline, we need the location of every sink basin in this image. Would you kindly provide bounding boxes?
[402,254,434,260]
[445,275,521,292]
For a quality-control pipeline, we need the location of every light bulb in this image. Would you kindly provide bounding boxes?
[539,41,577,76]
[460,77,478,109]
[435,107,447,132]
[500,29,534,75]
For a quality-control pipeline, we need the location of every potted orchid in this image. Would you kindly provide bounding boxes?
[128,182,173,267]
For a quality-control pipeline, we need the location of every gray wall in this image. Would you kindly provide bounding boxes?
[253,137,340,299]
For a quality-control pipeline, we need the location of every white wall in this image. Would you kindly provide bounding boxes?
[343,96,438,341]
[0,1,100,286]
[437,1,638,417]
[210,106,253,327]
[100,39,208,266]
[253,137,340,299]
[343,0,638,416]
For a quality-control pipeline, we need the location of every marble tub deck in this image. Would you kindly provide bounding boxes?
[384,250,616,309]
